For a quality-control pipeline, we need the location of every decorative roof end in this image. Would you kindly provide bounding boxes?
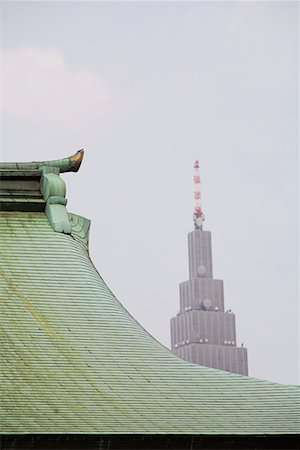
[36,149,84,173]
[69,149,84,172]
[0,150,88,244]
[0,149,84,173]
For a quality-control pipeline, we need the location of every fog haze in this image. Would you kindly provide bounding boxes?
[1,1,298,384]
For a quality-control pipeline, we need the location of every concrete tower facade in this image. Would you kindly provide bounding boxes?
[170,162,248,376]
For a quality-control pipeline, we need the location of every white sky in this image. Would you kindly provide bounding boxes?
[0,1,299,385]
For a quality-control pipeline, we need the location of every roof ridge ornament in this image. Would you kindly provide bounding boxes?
[0,149,84,173]
[0,150,90,241]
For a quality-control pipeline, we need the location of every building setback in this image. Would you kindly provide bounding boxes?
[0,152,299,450]
[171,161,248,375]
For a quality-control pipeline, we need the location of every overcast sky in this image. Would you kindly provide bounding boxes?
[0,1,298,385]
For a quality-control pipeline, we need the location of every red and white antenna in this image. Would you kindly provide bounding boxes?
[193,160,205,230]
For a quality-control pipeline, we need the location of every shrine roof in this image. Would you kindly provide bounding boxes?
[0,152,299,435]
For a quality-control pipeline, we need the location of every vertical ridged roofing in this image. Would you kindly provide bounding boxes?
[0,155,299,435]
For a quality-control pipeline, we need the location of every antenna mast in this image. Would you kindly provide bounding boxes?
[193,160,205,230]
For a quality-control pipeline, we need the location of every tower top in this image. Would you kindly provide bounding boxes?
[193,160,205,230]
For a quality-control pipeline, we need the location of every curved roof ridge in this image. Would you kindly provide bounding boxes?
[0,149,84,173]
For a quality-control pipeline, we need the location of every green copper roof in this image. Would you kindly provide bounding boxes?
[0,155,299,435]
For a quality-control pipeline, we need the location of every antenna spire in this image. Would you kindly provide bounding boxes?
[193,160,205,230]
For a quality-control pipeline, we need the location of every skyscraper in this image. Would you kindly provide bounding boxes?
[170,162,248,375]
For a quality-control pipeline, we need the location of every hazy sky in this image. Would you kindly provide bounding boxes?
[0,1,298,385]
